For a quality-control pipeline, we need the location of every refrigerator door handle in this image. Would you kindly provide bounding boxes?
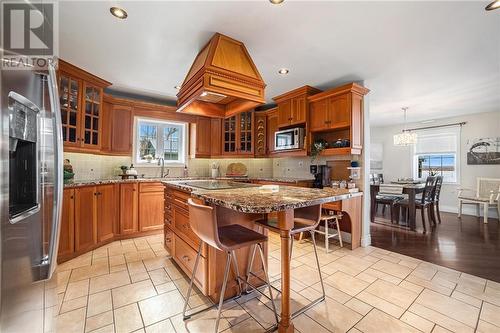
[46,60,63,279]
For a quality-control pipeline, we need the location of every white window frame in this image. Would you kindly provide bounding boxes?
[412,152,458,184]
[133,117,187,166]
[411,128,461,184]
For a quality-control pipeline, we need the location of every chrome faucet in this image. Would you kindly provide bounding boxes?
[157,157,170,178]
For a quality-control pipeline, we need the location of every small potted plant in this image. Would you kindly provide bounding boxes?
[311,139,328,164]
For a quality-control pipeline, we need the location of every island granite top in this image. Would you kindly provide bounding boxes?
[164,180,362,213]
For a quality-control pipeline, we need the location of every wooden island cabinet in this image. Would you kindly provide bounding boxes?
[58,181,164,263]
[164,185,267,299]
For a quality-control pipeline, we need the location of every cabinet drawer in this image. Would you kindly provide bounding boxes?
[172,190,190,210]
[174,235,206,291]
[140,182,164,193]
[323,201,342,211]
[172,206,201,249]
[164,227,173,254]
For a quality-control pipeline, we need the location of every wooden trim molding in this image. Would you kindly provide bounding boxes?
[58,58,111,87]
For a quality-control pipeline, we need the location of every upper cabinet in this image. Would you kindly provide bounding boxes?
[265,108,278,154]
[58,59,111,152]
[222,111,254,155]
[190,116,212,158]
[308,83,369,155]
[273,86,321,128]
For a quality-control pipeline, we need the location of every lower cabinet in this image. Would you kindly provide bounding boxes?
[58,189,75,259]
[139,183,164,232]
[75,186,97,252]
[97,184,117,243]
[119,183,138,234]
[58,182,164,263]
[164,188,209,294]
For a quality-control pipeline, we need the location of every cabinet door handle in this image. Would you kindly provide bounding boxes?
[182,255,190,262]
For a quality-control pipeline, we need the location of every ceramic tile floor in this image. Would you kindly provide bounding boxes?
[47,232,500,333]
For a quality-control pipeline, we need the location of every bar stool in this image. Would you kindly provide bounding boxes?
[316,211,343,253]
[248,204,325,319]
[183,199,279,333]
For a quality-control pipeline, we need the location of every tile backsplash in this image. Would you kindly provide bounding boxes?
[64,153,275,181]
[64,153,357,181]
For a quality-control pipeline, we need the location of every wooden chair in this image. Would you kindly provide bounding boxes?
[396,176,437,233]
[458,178,500,223]
[183,199,278,332]
[375,184,405,224]
[430,176,443,225]
[316,210,343,253]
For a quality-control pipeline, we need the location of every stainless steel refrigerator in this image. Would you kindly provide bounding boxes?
[0,60,63,332]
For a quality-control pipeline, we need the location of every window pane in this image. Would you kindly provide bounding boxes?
[138,124,157,160]
[417,154,455,182]
[163,126,180,161]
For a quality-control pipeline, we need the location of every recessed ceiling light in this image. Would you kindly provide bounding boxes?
[278,68,289,75]
[110,6,127,19]
[174,85,181,90]
[485,0,500,10]
[269,0,285,4]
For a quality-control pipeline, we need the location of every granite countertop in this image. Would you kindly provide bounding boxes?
[163,179,362,213]
[191,186,361,213]
[64,176,313,188]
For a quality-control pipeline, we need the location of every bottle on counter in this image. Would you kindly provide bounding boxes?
[183,165,189,177]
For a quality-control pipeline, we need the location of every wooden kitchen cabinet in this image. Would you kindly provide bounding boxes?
[96,184,117,243]
[139,183,164,232]
[112,105,133,154]
[273,85,321,128]
[74,186,97,252]
[222,111,254,155]
[191,117,212,158]
[266,108,278,154]
[308,82,369,155]
[58,60,111,152]
[119,183,138,234]
[210,118,222,157]
[309,98,329,132]
[101,103,133,155]
[58,189,75,259]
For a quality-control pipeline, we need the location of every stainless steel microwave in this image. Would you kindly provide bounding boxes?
[275,127,305,151]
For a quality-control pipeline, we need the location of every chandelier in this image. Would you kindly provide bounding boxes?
[393,107,417,146]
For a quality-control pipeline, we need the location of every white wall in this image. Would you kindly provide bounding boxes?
[371,111,500,218]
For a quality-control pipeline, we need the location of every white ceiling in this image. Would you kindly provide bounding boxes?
[59,1,500,126]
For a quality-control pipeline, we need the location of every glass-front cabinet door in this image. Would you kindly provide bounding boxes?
[239,111,253,154]
[223,115,237,154]
[81,83,101,148]
[59,73,81,146]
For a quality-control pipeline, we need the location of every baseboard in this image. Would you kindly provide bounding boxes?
[440,204,499,219]
[361,234,372,247]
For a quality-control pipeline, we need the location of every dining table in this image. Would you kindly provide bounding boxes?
[189,184,358,333]
[370,182,426,231]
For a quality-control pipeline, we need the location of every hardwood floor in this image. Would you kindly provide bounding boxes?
[371,211,500,282]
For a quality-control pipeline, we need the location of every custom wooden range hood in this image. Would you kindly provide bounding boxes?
[176,33,266,118]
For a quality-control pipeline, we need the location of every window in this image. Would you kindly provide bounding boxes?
[412,127,460,183]
[135,118,186,165]
[416,154,456,182]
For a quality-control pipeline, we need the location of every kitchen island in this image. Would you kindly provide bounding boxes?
[163,180,362,333]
